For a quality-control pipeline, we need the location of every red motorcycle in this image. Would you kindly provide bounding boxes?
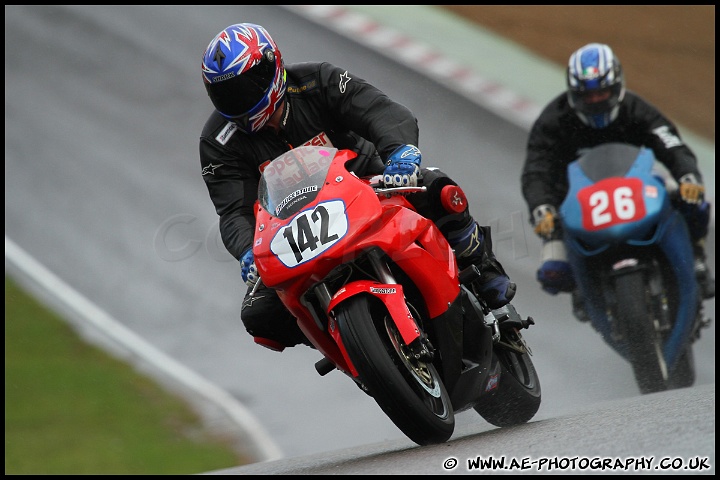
[252,145,541,445]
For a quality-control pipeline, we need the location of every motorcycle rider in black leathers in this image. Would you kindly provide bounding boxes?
[521,42,715,321]
[199,23,516,351]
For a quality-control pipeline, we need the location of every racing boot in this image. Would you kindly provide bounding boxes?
[693,239,715,299]
[448,220,516,309]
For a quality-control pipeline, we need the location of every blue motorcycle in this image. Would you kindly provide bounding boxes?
[559,142,709,394]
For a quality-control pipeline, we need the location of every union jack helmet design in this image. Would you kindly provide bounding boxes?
[566,43,625,129]
[202,23,286,134]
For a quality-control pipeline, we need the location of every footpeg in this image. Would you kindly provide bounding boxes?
[459,264,481,286]
[315,357,336,376]
[491,304,535,331]
[500,316,535,331]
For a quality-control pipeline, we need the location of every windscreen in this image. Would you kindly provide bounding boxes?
[258,146,338,219]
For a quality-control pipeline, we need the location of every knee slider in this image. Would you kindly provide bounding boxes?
[253,337,286,352]
[241,293,307,348]
[242,312,306,349]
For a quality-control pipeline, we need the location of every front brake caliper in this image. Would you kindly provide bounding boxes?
[408,332,435,362]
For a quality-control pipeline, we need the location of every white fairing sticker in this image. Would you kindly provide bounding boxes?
[271,200,348,267]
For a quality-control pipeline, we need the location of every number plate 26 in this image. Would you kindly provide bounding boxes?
[577,177,647,231]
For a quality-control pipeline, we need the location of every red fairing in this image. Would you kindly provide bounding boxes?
[327,281,418,346]
[252,147,460,370]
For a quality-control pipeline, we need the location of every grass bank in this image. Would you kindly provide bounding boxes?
[5,275,247,474]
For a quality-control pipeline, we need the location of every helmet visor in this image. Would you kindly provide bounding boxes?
[206,55,277,117]
[570,84,622,116]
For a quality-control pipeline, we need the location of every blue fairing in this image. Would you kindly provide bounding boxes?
[562,147,668,252]
[560,144,698,371]
[657,211,697,368]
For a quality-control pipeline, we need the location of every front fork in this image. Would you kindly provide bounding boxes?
[310,249,428,377]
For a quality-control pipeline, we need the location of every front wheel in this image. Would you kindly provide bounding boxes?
[334,294,455,445]
[615,270,677,394]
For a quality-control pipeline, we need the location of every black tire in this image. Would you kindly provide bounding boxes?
[615,270,670,394]
[473,330,541,427]
[668,344,695,389]
[334,295,455,445]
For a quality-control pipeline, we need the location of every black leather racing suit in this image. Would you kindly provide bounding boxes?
[521,90,703,218]
[199,62,477,348]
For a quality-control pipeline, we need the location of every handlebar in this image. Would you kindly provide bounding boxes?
[370,184,427,195]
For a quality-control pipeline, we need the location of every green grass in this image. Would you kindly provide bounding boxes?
[4,275,248,474]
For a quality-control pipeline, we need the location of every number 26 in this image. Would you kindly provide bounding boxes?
[589,186,636,226]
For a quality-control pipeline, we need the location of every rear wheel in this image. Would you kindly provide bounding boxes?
[334,295,454,445]
[473,327,541,427]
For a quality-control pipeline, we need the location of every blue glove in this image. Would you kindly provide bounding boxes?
[537,260,576,295]
[383,144,421,188]
[240,249,259,288]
